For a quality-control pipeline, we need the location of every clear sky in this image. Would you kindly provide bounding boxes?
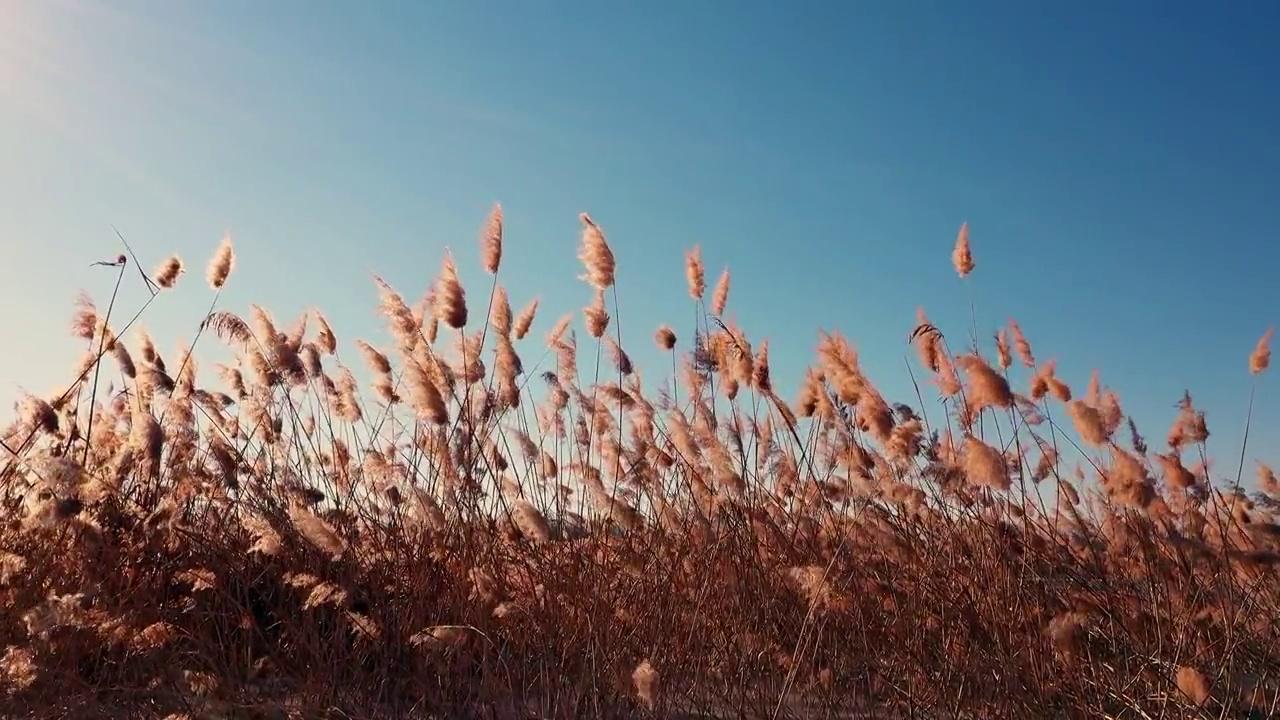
[1,1,1277,485]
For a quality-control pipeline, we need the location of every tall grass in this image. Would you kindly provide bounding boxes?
[0,209,1277,719]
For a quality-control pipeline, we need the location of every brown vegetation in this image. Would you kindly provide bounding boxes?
[0,210,1277,719]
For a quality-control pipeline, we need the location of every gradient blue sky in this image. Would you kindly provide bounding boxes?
[1,1,1276,483]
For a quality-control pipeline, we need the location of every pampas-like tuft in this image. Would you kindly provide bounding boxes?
[513,297,539,340]
[432,252,468,329]
[206,235,235,290]
[962,434,1009,491]
[685,245,705,300]
[633,659,659,709]
[578,213,616,289]
[711,267,730,316]
[952,222,974,278]
[480,202,503,274]
[154,256,184,289]
[287,504,347,560]
[584,289,609,339]
[1250,327,1273,375]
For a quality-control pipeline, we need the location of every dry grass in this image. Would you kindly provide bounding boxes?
[1,209,1278,720]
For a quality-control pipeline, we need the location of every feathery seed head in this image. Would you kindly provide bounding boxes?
[956,354,1013,411]
[154,255,184,289]
[207,235,235,290]
[1175,666,1211,707]
[491,286,512,337]
[71,292,97,341]
[711,268,730,316]
[1250,326,1273,375]
[584,289,610,338]
[952,223,974,278]
[577,212,616,289]
[481,203,503,274]
[633,659,659,709]
[513,297,539,340]
[995,329,1012,370]
[685,245,706,300]
[655,325,676,351]
[1008,320,1035,367]
[432,251,468,329]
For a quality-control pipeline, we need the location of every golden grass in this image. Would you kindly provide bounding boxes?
[0,212,1277,720]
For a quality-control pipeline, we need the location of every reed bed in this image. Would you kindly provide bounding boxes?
[0,209,1277,719]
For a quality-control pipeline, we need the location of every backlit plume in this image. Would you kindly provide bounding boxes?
[206,235,235,290]
[432,251,468,329]
[481,202,503,274]
[1250,326,1273,375]
[154,255,184,289]
[711,268,730,316]
[513,297,539,340]
[584,289,610,338]
[1008,319,1035,368]
[655,325,676,350]
[686,245,706,300]
[952,222,974,278]
[578,212,616,289]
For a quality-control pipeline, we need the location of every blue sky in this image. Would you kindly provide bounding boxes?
[1,0,1277,485]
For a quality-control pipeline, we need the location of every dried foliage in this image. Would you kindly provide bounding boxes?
[0,212,1277,720]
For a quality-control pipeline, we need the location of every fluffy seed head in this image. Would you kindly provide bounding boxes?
[432,252,468,329]
[70,292,97,341]
[1257,463,1278,496]
[511,500,552,543]
[513,297,539,340]
[685,246,705,300]
[584,289,609,338]
[952,223,974,278]
[995,330,1012,370]
[288,505,347,560]
[604,336,632,375]
[577,213,616,289]
[956,353,1013,412]
[154,255,184,289]
[911,308,942,373]
[1175,666,1211,707]
[1008,320,1035,367]
[633,659,659,709]
[1068,400,1108,447]
[404,359,449,425]
[655,325,676,350]
[481,203,503,274]
[752,340,772,393]
[963,434,1009,491]
[711,268,730,316]
[207,235,235,290]
[1,646,37,691]
[491,286,512,337]
[1250,327,1273,375]
[314,312,337,355]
